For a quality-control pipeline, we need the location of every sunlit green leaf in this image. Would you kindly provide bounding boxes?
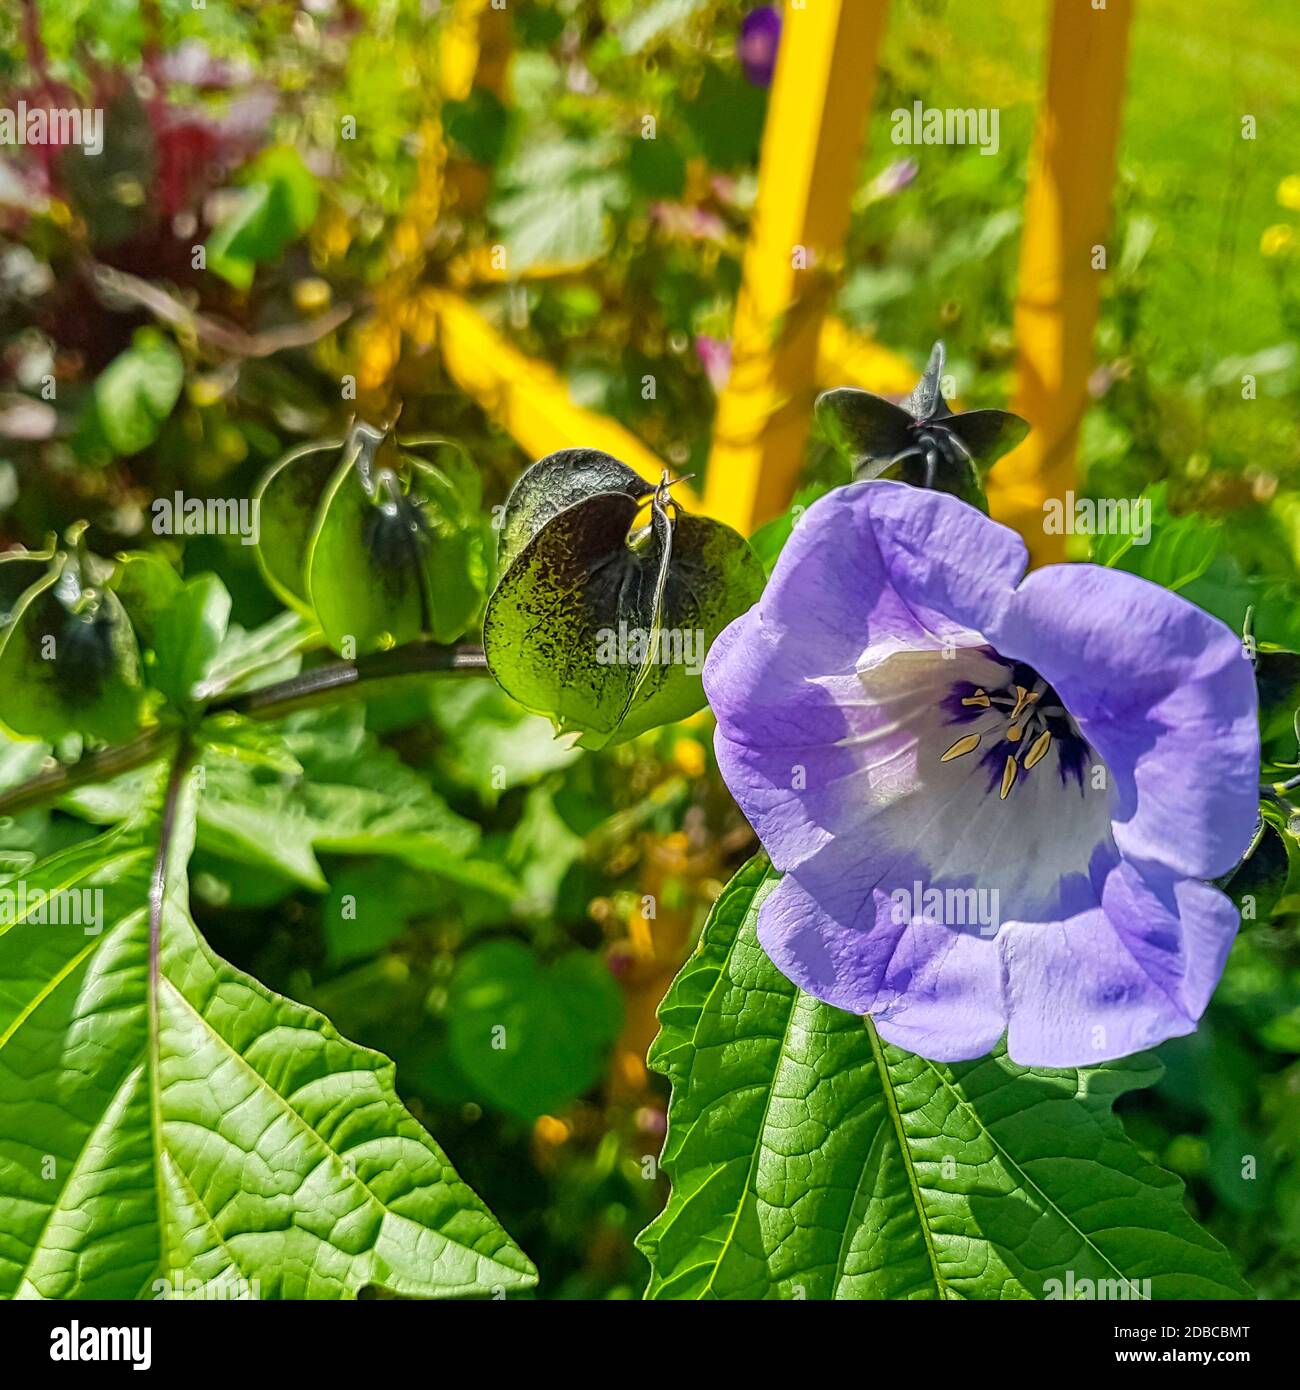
[194,707,482,892]
[638,854,1254,1300]
[91,329,183,457]
[492,140,627,271]
[447,939,623,1120]
[0,762,536,1299]
[205,146,320,289]
[152,574,232,708]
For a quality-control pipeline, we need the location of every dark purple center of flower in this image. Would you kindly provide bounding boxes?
[940,655,1091,799]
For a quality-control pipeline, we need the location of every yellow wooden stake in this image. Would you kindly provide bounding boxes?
[704,0,890,535]
[816,316,926,401]
[989,0,1134,563]
[439,0,511,102]
[433,292,698,506]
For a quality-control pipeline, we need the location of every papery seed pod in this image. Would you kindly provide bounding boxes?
[816,341,1029,511]
[483,449,764,748]
[56,603,123,693]
[0,544,143,744]
[362,471,433,573]
[253,418,488,654]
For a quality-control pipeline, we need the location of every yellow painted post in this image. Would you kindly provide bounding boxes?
[704,0,890,535]
[438,0,512,216]
[432,292,698,506]
[439,0,511,102]
[989,0,1134,563]
[816,316,923,400]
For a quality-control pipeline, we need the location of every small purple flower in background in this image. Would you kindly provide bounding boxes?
[866,157,919,201]
[709,172,740,205]
[704,482,1259,1066]
[738,6,782,87]
[160,39,254,89]
[694,335,732,391]
[649,201,727,243]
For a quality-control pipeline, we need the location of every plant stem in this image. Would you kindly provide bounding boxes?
[147,737,193,1115]
[0,642,488,819]
[0,727,175,819]
[208,642,488,718]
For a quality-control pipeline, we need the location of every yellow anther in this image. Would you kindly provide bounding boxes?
[1006,724,1022,743]
[1024,729,1052,770]
[961,689,990,708]
[999,756,1018,800]
[1009,685,1039,720]
[940,733,982,763]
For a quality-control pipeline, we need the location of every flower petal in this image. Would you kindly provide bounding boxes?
[987,564,1259,880]
[706,486,1257,1067]
[717,481,1029,693]
[756,869,1008,1061]
[705,482,1028,873]
[1000,858,1240,1066]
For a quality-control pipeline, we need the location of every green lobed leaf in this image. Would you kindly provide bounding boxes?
[491,140,627,272]
[194,610,320,702]
[91,329,184,457]
[0,758,536,1299]
[426,681,580,801]
[152,574,232,709]
[637,854,1254,1300]
[447,939,624,1120]
[0,726,95,871]
[193,709,482,892]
